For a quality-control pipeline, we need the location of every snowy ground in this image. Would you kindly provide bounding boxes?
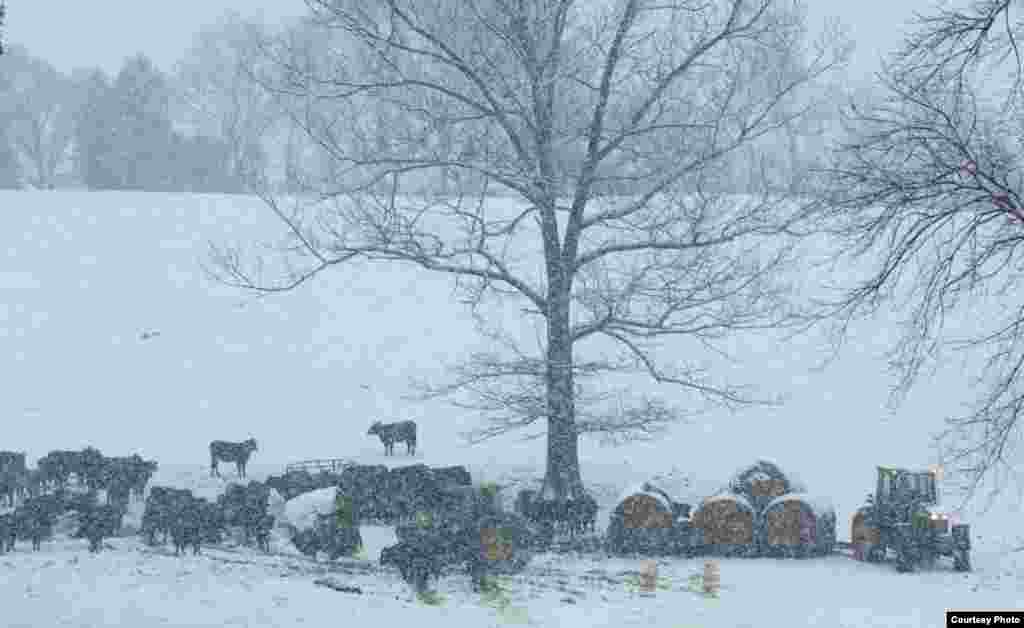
[1,462,1021,628]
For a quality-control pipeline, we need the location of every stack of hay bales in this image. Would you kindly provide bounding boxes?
[690,460,835,558]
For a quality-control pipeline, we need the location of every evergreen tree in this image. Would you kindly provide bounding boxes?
[107,54,176,190]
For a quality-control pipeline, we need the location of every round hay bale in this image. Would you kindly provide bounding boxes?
[692,494,755,556]
[851,508,880,560]
[727,460,797,514]
[622,494,673,530]
[761,494,835,558]
[606,483,676,556]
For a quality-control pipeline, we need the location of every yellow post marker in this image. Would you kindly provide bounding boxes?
[639,559,658,594]
[703,560,720,597]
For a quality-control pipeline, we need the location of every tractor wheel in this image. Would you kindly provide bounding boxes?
[894,537,916,573]
[953,547,971,572]
[895,549,915,573]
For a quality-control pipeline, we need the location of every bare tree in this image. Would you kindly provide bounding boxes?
[210,0,846,501]
[0,45,77,188]
[173,12,284,191]
[806,0,1024,507]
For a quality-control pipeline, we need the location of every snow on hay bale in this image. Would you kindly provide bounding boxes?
[760,493,836,557]
[606,482,678,556]
[727,459,804,515]
[282,487,338,532]
[692,493,756,556]
[282,486,362,560]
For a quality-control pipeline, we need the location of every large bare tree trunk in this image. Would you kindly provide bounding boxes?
[540,275,584,502]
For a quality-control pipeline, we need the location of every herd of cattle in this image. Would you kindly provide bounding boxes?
[0,428,606,596]
[0,448,159,554]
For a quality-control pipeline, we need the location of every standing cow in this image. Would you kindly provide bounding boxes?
[209,439,258,478]
[367,420,417,456]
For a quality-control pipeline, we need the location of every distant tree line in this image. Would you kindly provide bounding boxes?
[0,47,257,193]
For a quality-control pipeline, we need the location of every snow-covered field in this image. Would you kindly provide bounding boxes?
[1,461,1022,628]
[1,190,1023,625]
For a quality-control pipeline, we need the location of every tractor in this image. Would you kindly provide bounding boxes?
[855,466,970,573]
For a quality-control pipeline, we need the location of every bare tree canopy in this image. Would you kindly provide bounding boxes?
[209,0,846,501]
[807,0,1024,507]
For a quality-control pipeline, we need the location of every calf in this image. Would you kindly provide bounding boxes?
[367,420,417,456]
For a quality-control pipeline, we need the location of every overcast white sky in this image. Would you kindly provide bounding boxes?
[8,0,937,82]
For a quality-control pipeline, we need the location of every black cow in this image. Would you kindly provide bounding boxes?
[0,470,21,507]
[338,465,390,522]
[255,513,274,553]
[433,466,472,489]
[37,450,78,491]
[381,488,520,593]
[516,488,597,538]
[380,541,448,593]
[169,496,203,556]
[17,494,62,551]
[385,465,438,523]
[217,481,270,546]
[566,494,599,535]
[105,454,157,502]
[210,439,258,478]
[72,501,123,553]
[76,447,107,492]
[367,420,417,456]
[515,489,538,521]
[0,512,16,553]
[199,499,226,545]
[0,450,26,475]
[142,486,194,546]
[0,451,26,504]
[17,469,43,502]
